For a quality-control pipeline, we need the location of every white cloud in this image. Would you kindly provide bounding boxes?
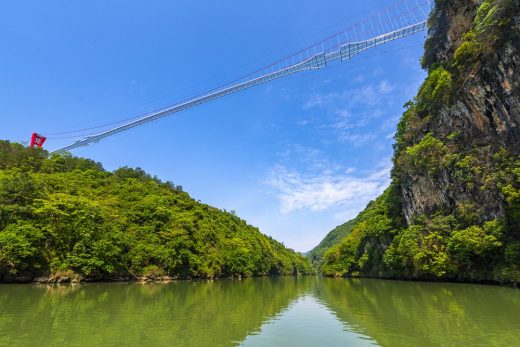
[303,83,381,111]
[378,80,395,94]
[303,92,340,109]
[337,132,377,144]
[265,76,409,218]
[277,144,341,173]
[266,161,390,214]
[298,77,406,148]
[353,75,365,84]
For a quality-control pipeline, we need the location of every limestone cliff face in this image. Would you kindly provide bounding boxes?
[398,0,520,225]
[422,0,480,65]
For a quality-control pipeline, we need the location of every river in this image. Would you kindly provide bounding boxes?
[1,277,519,346]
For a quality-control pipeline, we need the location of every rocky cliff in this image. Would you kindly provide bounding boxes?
[316,0,520,283]
[399,0,520,224]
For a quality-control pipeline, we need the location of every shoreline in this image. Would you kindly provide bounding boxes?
[0,273,315,285]
[2,273,518,287]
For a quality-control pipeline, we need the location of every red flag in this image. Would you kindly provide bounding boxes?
[29,133,47,148]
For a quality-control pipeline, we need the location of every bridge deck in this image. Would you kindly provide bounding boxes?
[51,0,433,153]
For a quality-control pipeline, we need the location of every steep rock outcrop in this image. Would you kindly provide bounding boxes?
[399,0,520,224]
[319,0,520,283]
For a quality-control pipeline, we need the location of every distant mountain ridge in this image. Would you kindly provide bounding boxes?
[307,219,356,265]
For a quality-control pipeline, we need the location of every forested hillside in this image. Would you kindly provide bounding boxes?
[0,141,311,282]
[316,0,520,283]
[307,219,356,266]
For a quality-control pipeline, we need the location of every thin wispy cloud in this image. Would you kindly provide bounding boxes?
[337,132,377,144]
[304,80,396,111]
[266,159,391,214]
[262,63,421,243]
[303,92,341,109]
[299,78,403,147]
[378,80,395,94]
[277,144,342,174]
[269,79,399,218]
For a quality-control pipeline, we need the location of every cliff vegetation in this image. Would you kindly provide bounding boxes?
[314,0,520,284]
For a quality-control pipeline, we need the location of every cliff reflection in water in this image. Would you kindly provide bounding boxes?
[314,278,520,347]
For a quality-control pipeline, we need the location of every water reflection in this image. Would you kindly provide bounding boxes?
[1,277,519,346]
[241,294,376,346]
[0,278,311,347]
[314,278,520,347]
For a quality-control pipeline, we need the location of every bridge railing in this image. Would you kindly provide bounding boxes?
[226,0,433,85]
[51,0,433,153]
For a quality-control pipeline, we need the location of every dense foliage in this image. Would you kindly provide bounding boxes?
[0,141,311,282]
[319,0,520,284]
[306,220,356,267]
[322,153,520,282]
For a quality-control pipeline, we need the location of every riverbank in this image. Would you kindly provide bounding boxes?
[1,271,315,284]
[4,271,518,287]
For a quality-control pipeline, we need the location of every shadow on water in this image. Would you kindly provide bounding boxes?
[0,277,312,347]
[313,278,520,347]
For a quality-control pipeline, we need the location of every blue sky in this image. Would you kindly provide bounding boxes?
[1,1,427,252]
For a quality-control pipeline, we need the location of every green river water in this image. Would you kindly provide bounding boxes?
[1,277,519,346]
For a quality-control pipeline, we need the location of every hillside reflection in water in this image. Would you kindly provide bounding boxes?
[1,277,519,346]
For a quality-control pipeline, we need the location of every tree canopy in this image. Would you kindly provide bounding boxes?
[0,141,311,282]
